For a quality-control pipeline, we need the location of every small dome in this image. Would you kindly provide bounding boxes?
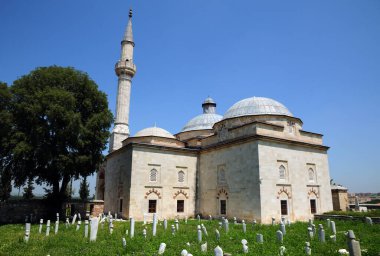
[181,113,223,132]
[134,127,175,139]
[203,97,216,104]
[223,97,293,119]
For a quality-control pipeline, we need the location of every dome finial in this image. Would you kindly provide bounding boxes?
[129,8,133,18]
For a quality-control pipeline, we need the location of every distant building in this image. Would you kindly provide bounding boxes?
[96,10,333,223]
[331,184,348,211]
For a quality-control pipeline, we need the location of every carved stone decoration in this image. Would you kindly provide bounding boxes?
[277,186,292,199]
[307,187,319,198]
[217,188,229,199]
[145,188,161,199]
[173,189,189,199]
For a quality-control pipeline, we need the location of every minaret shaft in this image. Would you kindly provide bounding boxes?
[109,9,136,152]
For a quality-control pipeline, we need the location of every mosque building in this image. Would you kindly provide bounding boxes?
[96,10,333,223]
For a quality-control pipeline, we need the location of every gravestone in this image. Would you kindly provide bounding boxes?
[311,224,316,235]
[109,222,114,234]
[175,219,179,231]
[152,213,157,236]
[307,227,314,239]
[330,234,336,242]
[365,217,373,226]
[280,222,286,235]
[39,219,43,233]
[272,217,275,225]
[214,246,223,256]
[233,217,237,225]
[46,220,51,236]
[164,218,167,230]
[308,219,313,227]
[115,213,117,219]
[181,249,188,256]
[252,219,257,230]
[201,242,207,252]
[90,217,99,241]
[331,221,336,235]
[54,220,59,234]
[305,242,311,255]
[279,246,286,256]
[256,233,264,243]
[130,217,135,238]
[185,216,188,224]
[72,214,77,225]
[24,223,31,243]
[143,213,147,225]
[318,226,325,242]
[223,219,229,233]
[215,229,220,241]
[209,215,212,221]
[347,230,362,256]
[243,244,248,253]
[197,225,202,242]
[56,213,59,222]
[171,224,176,235]
[197,215,200,222]
[286,219,291,226]
[218,222,222,229]
[84,220,89,238]
[281,217,285,224]
[158,243,166,255]
[76,220,81,231]
[122,237,126,249]
[78,213,81,221]
[242,220,246,233]
[276,230,283,243]
[327,219,331,229]
[143,228,147,238]
[65,218,69,228]
[201,224,208,236]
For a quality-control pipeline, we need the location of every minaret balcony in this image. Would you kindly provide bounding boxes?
[115,60,136,76]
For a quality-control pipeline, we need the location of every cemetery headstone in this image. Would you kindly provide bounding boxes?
[171,224,176,235]
[181,249,188,256]
[24,223,31,243]
[215,229,220,241]
[330,234,336,242]
[72,214,77,225]
[347,230,362,256]
[318,226,325,242]
[331,221,336,235]
[308,219,313,227]
[89,217,99,241]
[214,246,223,256]
[158,243,166,255]
[143,228,147,238]
[197,225,202,242]
[305,242,311,255]
[54,220,59,234]
[209,215,212,221]
[287,219,291,226]
[76,220,81,231]
[223,219,229,233]
[175,219,179,231]
[130,217,135,238]
[256,233,264,243]
[327,219,331,229]
[122,237,126,249]
[280,222,286,235]
[365,217,373,226]
[197,214,200,222]
[39,219,43,234]
[185,216,188,224]
[279,246,286,256]
[243,244,249,254]
[307,227,314,239]
[152,213,157,236]
[242,220,246,233]
[46,220,51,236]
[84,220,89,238]
[65,218,69,228]
[109,222,114,234]
[78,213,81,221]
[201,224,208,236]
[272,217,275,225]
[201,242,207,252]
[164,218,168,230]
[281,217,285,224]
[276,230,283,243]
[233,217,237,225]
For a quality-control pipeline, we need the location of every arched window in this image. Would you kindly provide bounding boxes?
[178,171,185,183]
[150,169,157,182]
[279,165,286,180]
[308,168,315,182]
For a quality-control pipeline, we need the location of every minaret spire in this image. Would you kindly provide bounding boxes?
[109,9,137,152]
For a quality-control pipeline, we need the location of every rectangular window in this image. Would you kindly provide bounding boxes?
[281,200,288,215]
[177,200,184,213]
[148,200,157,213]
[310,199,317,214]
[119,198,123,212]
[220,200,226,215]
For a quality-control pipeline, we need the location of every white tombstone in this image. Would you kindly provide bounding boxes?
[175,219,179,231]
[215,229,220,241]
[152,213,157,236]
[76,220,81,231]
[115,213,117,220]
[233,217,237,224]
[181,249,188,256]
[65,218,69,228]
[214,246,223,256]
[72,214,77,225]
[347,230,362,256]
[122,237,126,249]
[201,224,208,236]
[305,242,311,255]
[241,239,248,245]
[201,242,207,252]
[84,220,89,238]
[280,222,286,235]
[56,213,59,222]
[130,217,135,238]
[242,220,246,233]
[272,217,275,225]
[143,213,147,225]
[24,223,31,242]
[197,225,202,242]
[185,216,188,224]
[256,233,264,243]
[308,227,314,239]
[171,224,176,235]
[331,221,336,234]
[39,219,43,233]
[327,219,331,229]
[54,220,59,234]
[143,228,147,238]
[276,230,283,243]
[78,213,81,221]
[209,215,212,221]
[223,219,229,233]
[197,214,200,222]
[158,243,166,255]
[243,244,249,253]
[163,218,167,230]
[89,217,99,241]
[365,217,373,226]
[46,220,51,236]
[279,246,286,256]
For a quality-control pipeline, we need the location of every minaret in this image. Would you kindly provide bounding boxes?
[109,9,137,152]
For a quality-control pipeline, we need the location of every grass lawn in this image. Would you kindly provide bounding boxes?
[0,218,379,255]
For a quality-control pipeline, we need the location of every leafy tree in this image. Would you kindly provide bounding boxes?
[10,66,113,205]
[0,82,12,201]
[79,176,89,201]
[23,178,34,199]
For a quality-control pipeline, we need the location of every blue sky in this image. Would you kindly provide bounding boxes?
[1,0,379,195]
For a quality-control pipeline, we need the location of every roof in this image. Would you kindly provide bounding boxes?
[134,126,175,139]
[181,113,223,132]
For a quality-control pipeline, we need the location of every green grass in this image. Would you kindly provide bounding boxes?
[0,219,379,255]
[324,210,380,217]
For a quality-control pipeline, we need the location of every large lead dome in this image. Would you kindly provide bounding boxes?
[223,97,293,119]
